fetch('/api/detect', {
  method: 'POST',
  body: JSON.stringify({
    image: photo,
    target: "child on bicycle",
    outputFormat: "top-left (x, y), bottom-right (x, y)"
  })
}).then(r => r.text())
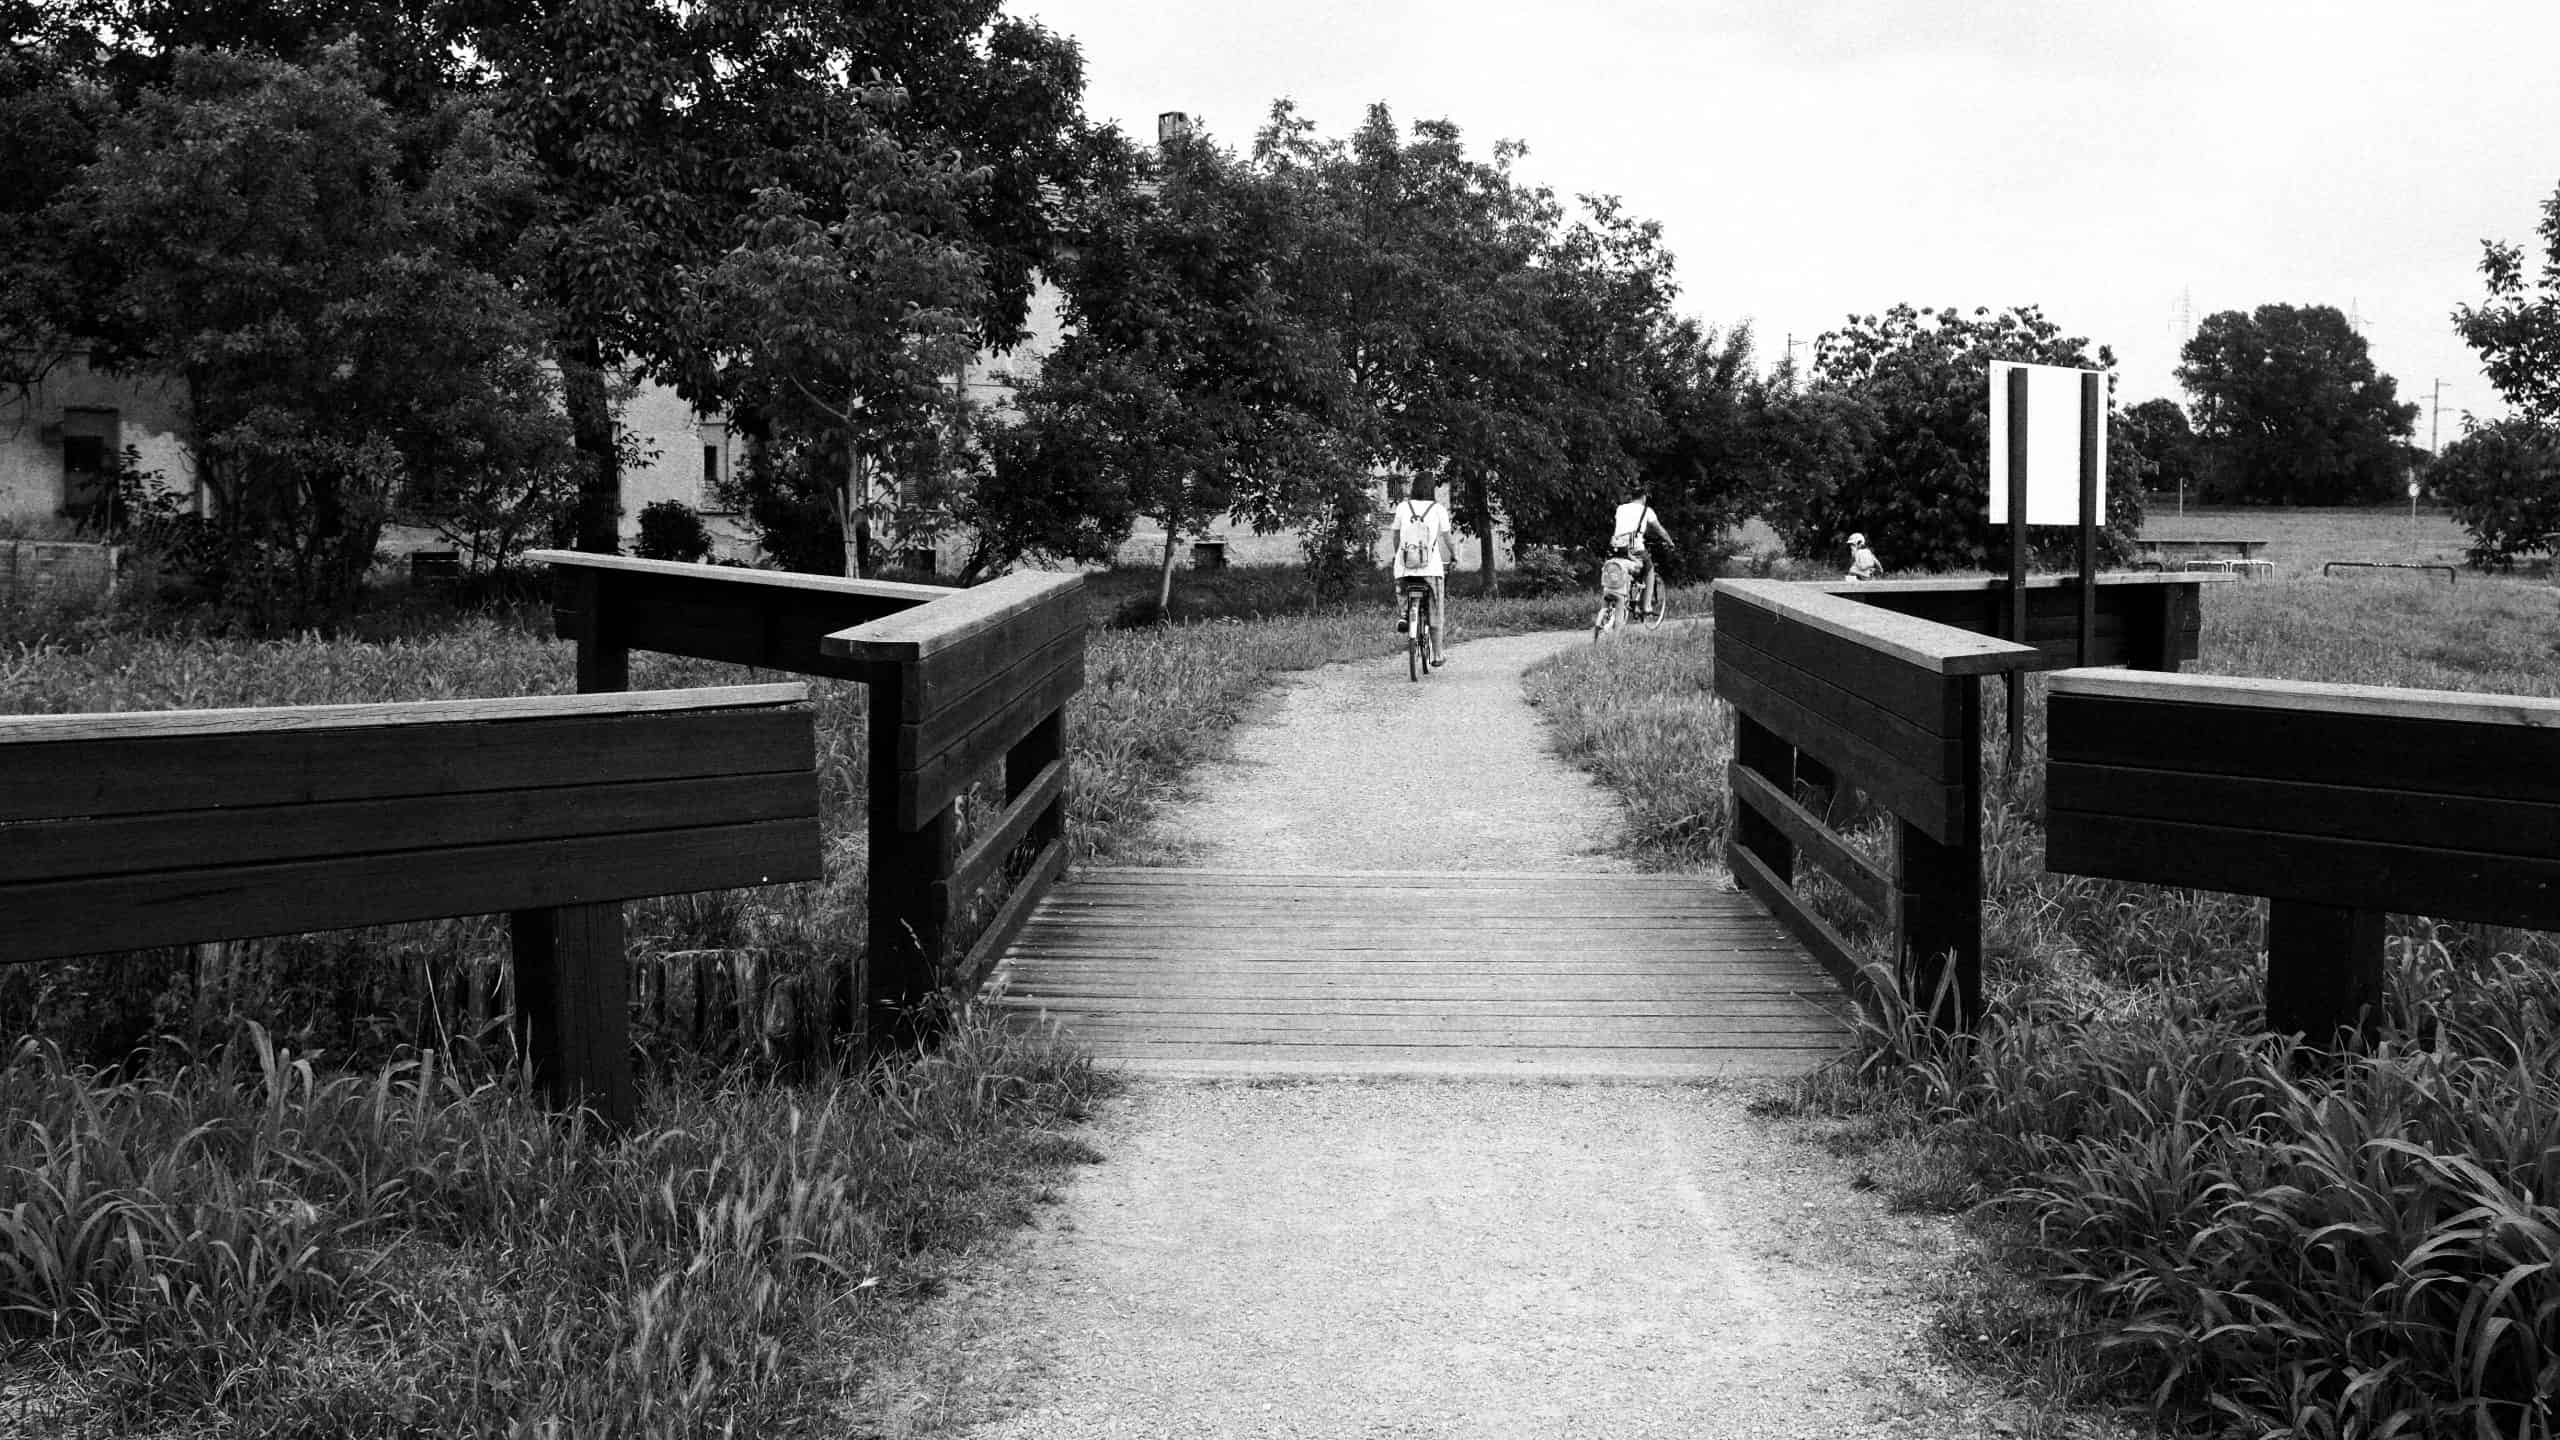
top-left (1386, 474), bottom-right (1457, 668)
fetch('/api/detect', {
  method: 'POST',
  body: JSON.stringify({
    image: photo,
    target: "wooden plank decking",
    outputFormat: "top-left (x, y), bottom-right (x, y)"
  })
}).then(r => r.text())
top-left (989, 868), bottom-right (1856, 1077)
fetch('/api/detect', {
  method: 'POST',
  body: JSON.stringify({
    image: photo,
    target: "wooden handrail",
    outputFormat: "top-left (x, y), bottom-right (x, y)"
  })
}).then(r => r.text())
top-left (2046, 667), bottom-right (2560, 1044)
top-left (0, 686), bottom-right (825, 1127)
top-left (1714, 581), bottom-right (2040, 1030)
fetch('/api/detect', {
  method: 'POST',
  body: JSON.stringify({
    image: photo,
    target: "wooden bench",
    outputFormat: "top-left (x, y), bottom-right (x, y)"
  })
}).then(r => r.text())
top-left (1715, 580), bottom-right (2042, 1029)
top-left (0, 684), bottom-right (824, 1125)
top-left (2045, 669), bottom-right (2560, 1042)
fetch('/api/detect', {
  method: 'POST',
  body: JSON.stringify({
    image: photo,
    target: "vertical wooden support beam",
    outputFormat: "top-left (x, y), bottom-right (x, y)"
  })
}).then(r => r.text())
top-left (1731, 713), bottom-right (1796, 884)
top-left (2076, 371), bottom-right (2100, 669)
top-left (1895, 678), bottom-right (1983, 1033)
top-left (865, 661), bottom-right (953, 1045)
top-left (2005, 366), bottom-right (2031, 773)
top-left (510, 903), bottom-right (634, 1129)
top-left (560, 566), bottom-right (629, 695)
top-left (2265, 900), bottom-right (2384, 1046)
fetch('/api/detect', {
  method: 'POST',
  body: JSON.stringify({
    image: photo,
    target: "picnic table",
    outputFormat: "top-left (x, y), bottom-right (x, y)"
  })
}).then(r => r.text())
top-left (2133, 536), bottom-right (2272, 576)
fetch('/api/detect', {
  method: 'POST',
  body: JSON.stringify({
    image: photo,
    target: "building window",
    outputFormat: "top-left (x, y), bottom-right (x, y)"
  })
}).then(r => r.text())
top-left (695, 416), bottom-right (730, 512)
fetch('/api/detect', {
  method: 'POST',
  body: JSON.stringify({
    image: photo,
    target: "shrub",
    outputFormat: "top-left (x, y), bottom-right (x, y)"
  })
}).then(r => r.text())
top-left (2431, 417), bottom-right (2560, 568)
top-left (633, 499), bottom-right (714, 563)
top-left (1505, 545), bottom-right (1583, 596)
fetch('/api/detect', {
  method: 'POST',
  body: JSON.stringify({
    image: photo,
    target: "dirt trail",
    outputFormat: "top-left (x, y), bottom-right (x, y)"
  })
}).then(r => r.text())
top-left (847, 628), bottom-right (2124, 1438)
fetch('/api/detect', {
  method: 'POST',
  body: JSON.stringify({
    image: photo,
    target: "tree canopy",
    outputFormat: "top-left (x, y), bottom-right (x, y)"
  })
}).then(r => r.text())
top-left (2175, 303), bottom-right (2418, 505)
top-left (2453, 180), bottom-right (2560, 426)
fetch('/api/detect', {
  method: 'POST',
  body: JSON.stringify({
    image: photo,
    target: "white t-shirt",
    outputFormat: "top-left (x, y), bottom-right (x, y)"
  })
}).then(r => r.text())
top-left (1612, 499), bottom-right (1667, 548)
top-left (1389, 499), bottom-right (1452, 579)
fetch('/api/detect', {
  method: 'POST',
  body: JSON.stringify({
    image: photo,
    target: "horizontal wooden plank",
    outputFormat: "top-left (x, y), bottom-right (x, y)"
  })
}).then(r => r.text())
top-left (902, 596), bottom-right (1088, 724)
top-left (954, 837), bottom-right (1068, 989)
top-left (2047, 692), bottom-right (2560, 803)
top-left (824, 570), bottom-right (1085, 663)
top-left (998, 993), bottom-right (1842, 1013)
top-left (992, 1014), bottom-right (1852, 1041)
top-left (897, 648), bottom-right (1084, 827)
top-left (1718, 631), bottom-right (1963, 778)
top-left (0, 772), bottom-right (816, 885)
top-left (1059, 867), bottom-right (1729, 888)
top-left (1727, 840), bottom-right (1873, 1001)
top-left (1712, 579), bottom-right (2041, 677)
top-left (4, 818), bottom-right (825, 964)
top-left (1028, 1034), bottom-right (1846, 1055)
top-left (0, 702), bottom-right (814, 823)
top-left (0, 682), bottom-right (808, 745)
top-left (1727, 762), bottom-right (1891, 917)
top-left (935, 759), bottom-right (1068, 917)
top-left (1714, 660), bottom-right (1959, 841)
top-left (532, 550), bottom-right (948, 604)
top-left (1713, 591), bottom-right (1963, 733)
top-left (2047, 761), bottom-right (2560, 861)
top-left (2049, 667), bottom-right (2560, 732)
top-left (899, 633), bottom-right (1087, 770)
top-left (2044, 811), bottom-right (2560, 931)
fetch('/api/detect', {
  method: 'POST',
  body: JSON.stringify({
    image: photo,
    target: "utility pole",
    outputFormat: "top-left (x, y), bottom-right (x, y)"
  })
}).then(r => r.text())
top-left (2429, 379), bottom-right (2447, 453)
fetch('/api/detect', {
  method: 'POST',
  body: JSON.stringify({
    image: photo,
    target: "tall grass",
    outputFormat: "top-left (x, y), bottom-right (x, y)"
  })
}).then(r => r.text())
top-left (1527, 574), bottom-right (2560, 1439)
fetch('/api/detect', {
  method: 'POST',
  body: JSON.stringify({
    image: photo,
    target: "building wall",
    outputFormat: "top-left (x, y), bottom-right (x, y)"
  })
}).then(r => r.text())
top-left (0, 357), bottom-right (195, 526)
top-left (614, 378), bottom-right (758, 556)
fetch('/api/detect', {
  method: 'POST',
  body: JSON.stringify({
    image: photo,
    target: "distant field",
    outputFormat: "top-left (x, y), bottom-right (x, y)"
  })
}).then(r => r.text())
top-left (2135, 500), bottom-right (2478, 578)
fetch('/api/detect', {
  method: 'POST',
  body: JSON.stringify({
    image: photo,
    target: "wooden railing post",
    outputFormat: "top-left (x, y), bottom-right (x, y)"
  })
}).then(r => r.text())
top-left (510, 904), bottom-right (634, 1129)
top-left (864, 661), bottom-right (954, 1044)
top-left (1731, 713), bottom-right (1796, 885)
top-left (2265, 900), bottom-right (2384, 1043)
top-left (1895, 678), bottom-right (1984, 1033)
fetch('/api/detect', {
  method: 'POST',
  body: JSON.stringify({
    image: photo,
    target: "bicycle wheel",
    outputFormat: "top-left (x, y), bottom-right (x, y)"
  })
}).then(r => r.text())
top-left (1406, 596), bottom-right (1422, 681)
top-left (1642, 577), bottom-right (1669, 626)
top-left (1592, 596), bottom-right (1617, 642)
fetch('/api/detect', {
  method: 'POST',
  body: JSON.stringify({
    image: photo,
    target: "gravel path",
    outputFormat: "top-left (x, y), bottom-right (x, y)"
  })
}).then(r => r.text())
top-left (1154, 628), bottom-right (1626, 872)
top-left (844, 628), bottom-right (2123, 1438)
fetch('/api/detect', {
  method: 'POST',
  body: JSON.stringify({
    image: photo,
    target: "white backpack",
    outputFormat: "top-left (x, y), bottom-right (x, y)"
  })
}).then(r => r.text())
top-left (1396, 502), bottom-right (1435, 569)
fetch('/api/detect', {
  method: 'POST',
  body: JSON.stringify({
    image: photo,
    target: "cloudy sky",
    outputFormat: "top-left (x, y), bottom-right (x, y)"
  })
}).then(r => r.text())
top-left (1020, 0), bottom-right (2558, 443)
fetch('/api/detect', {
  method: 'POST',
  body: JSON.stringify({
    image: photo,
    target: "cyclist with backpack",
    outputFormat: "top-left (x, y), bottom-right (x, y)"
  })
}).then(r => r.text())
top-left (1609, 492), bottom-right (1673, 617)
top-left (1386, 474), bottom-right (1457, 669)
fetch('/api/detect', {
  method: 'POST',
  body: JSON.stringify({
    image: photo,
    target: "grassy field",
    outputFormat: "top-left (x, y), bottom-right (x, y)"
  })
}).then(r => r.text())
top-left (2139, 499), bottom-right (2488, 579)
top-left (0, 559), bottom-right (1617, 1436)
top-left (1525, 546), bottom-right (2560, 1439)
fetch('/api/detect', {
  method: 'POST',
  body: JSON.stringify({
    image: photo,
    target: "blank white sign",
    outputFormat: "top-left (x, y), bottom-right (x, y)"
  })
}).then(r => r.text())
top-left (1987, 361), bottom-right (2108, 526)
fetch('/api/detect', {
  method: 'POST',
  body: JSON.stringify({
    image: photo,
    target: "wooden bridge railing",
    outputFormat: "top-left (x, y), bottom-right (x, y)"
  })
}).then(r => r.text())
top-left (531, 552), bottom-right (1085, 1041)
top-left (2045, 669), bottom-right (2560, 1043)
top-left (1817, 572), bottom-right (2222, 672)
top-left (0, 685), bottom-right (824, 1127)
top-left (1714, 580), bottom-right (2040, 1029)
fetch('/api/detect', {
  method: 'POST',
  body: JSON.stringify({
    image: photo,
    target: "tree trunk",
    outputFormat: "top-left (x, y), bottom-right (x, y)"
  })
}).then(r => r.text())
top-left (839, 448), bottom-right (864, 578)
top-left (561, 336), bottom-right (621, 554)
top-left (1470, 470), bottom-right (1500, 596)
top-left (1154, 513), bottom-right (1182, 618)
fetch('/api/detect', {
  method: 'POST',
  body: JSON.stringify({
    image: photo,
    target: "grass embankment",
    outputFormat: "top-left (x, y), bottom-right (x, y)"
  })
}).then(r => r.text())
top-left (0, 563), bottom-right (1593, 1435)
top-left (1525, 576), bottom-right (2560, 1439)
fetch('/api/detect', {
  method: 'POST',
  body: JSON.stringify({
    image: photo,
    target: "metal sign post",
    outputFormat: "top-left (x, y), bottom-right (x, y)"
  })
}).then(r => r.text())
top-left (2006, 367), bottom-right (2029, 772)
top-left (2078, 371), bottom-right (2101, 668)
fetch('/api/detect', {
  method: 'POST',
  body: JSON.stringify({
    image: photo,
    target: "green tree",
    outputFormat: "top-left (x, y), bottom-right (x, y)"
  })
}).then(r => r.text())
top-left (1009, 123), bottom-right (1351, 615)
top-left (1780, 304), bottom-right (2141, 572)
top-left (2116, 396), bottom-right (2201, 502)
top-left (74, 44), bottom-right (569, 625)
top-left (698, 90), bottom-right (990, 576)
top-left (2428, 418), bottom-right (2560, 567)
top-left (2175, 303), bottom-right (2418, 504)
top-left (2453, 180), bottom-right (2560, 425)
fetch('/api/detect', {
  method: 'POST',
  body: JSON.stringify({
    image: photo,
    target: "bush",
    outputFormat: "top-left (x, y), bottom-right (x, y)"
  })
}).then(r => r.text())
top-left (1505, 545), bottom-right (1584, 596)
top-left (2431, 417), bottom-right (2560, 568)
top-left (633, 500), bottom-right (715, 563)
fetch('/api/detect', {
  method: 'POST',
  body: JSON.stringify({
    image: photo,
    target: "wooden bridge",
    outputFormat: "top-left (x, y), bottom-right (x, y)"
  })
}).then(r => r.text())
top-left (992, 576), bottom-right (2221, 1076)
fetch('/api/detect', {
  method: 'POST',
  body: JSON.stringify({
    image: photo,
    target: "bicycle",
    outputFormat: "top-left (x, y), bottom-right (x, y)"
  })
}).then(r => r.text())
top-left (1398, 576), bottom-right (1439, 681)
top-left (1592, 552), bottom-right (1667, 640)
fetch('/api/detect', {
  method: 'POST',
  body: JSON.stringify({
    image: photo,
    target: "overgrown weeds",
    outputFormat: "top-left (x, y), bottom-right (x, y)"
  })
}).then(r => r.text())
top-left (0, 1012), bottom-right (1104, 1436)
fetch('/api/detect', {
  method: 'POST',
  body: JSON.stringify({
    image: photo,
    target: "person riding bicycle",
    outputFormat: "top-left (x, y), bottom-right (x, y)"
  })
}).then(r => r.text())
top-left (1386, 474), bottom-right (1457, 668)
top-left (1609, 493), bottom-right (1673, 608)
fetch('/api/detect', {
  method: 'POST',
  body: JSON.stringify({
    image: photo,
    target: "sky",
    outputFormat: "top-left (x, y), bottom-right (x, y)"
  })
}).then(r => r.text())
top-left (1018, 0), bottom-right (2559, 445)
